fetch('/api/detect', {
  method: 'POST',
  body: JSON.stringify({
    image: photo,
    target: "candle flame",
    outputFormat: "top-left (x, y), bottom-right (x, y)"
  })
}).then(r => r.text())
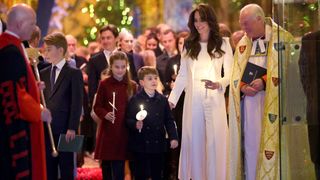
top-left (140, 104), bottom-right (144, 111)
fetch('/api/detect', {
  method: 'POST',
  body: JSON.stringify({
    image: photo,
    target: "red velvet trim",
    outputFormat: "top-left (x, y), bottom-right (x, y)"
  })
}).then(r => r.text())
top-left (0, 33), bottom-right (47, 180)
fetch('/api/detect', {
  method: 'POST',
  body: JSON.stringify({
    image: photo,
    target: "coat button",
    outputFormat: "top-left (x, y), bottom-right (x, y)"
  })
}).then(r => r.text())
top-left (146, 140), bottom-right (149, 144)
top-left (155, 140), bottom-right (159, 143)
top-left (146, 126), bottom-right (150, 130)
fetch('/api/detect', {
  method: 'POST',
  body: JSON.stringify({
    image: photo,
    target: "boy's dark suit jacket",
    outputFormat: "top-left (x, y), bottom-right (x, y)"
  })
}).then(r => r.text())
top-left (88, 51), bottom-right (108, 104)
top-left (40, 63), bottom-right (84, 135)
top-left (299, 31), bottom-right (320, 164)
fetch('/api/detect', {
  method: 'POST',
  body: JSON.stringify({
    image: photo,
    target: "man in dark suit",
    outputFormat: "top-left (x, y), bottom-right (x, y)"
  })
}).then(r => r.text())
top-left (88, 24), bottom-right (118, 104)
top-left (41, 32), bottom-right (83, 180)
top-left (299, 30), bottom-right (320, 179)
top-left (65, 34), bottom-right (91, 166)
top-left (156, 29), bottom-right (177, 95)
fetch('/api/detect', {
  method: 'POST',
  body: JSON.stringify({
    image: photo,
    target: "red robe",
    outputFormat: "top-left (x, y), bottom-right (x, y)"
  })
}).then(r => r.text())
top-left (0, 32), bottom-right (46, 180)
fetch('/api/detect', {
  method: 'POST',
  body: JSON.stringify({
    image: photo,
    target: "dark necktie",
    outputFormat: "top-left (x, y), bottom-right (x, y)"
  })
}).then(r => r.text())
top-left (50, 65), bottom-right (57, 90)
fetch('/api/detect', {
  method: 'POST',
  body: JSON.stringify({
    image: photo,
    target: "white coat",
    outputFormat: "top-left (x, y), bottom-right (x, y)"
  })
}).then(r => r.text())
top-left (168, 37), bottom-right (233, 180)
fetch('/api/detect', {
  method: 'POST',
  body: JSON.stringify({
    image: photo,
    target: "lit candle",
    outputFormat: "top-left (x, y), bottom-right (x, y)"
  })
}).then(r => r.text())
top-left (173, 64), bottom-right (178, 75)
top-left (136, 104), bottom-right (147, 133)
top-left (112, 92), bottom-right (115, 123)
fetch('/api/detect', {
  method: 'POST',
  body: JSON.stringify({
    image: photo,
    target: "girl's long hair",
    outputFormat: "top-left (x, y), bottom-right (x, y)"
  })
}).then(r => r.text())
top-left (108, 51), bottom-right (134, 98)
top-left (184, 3), bottom-right (224, 60)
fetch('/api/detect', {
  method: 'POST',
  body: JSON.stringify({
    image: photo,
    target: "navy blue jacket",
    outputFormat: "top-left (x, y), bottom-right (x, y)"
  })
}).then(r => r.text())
top-left (40, 63), bottom-right (83, 135)
top-left (126, 90), bottom-right (178, 153)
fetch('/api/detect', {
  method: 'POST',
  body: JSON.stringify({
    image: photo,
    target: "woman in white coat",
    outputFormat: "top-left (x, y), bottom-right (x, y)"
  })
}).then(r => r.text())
top-left (168, 3), bottom-right (233, 180)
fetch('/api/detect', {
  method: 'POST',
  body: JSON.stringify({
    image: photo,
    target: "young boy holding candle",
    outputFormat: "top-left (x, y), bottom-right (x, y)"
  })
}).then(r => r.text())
top-left (126, 66), bottom-right (179, 180)
top-left (93, 51), bottom-right (137, 179)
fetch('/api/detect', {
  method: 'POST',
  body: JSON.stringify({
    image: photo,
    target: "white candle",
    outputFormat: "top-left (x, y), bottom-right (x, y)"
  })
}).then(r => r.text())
top-left (137, 104), bottom-right (146, 133)
top-left (112, 92), bottom-right (115, 123)
top-left (173, 64), bottom-right (178, 75)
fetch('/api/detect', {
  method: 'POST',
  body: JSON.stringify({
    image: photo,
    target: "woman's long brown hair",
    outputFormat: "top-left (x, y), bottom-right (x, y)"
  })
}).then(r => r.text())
top-left (108, 51), bottom-right (134, 98)
top-left (184, 3), bottom-right (224, 60)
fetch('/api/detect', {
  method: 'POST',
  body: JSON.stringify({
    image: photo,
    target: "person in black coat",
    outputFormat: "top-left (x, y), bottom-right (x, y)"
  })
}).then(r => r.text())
top-left (40, 32), bottom-right (83, 180)
top-left (156, 29), bottom-right (178, 96)
top-left (126, 66), bottom-right (178, 180)
top-left (299, 30), bottom-right (320, 179)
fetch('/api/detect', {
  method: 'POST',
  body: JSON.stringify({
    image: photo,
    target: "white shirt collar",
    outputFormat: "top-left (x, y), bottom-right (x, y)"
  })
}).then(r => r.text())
top-left (103, 49), bottom-right (116, 56)
top-left (103, 49), bottom-right (117, 64)
top-left (53, 59), bottom-right (66, 70)
top-left (5, 30), bottom-right (20, 39)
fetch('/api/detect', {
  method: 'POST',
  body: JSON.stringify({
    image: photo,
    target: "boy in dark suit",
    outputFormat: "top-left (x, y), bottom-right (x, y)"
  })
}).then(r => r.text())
top-left (40, 32), bottom-right (83, 180)
top-left (126, 66), bottom-right (179, 180)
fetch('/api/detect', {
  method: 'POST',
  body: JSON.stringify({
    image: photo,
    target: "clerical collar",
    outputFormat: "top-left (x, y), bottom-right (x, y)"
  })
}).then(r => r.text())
top-left (252, 36), bottom-right (265, 41)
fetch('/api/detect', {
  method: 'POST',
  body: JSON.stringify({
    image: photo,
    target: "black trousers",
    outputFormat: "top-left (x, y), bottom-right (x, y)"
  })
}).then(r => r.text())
top-left (45, 134), bottom-right (74, 180)
top-left (134, 152), bottom-right (164, 180)
top-left (101, 160), bottom-right (125, 180)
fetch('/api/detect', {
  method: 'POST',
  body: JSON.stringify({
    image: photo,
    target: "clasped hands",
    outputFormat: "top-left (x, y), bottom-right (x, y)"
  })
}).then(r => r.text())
top-left (241, 78), bottom-right (265, 96)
